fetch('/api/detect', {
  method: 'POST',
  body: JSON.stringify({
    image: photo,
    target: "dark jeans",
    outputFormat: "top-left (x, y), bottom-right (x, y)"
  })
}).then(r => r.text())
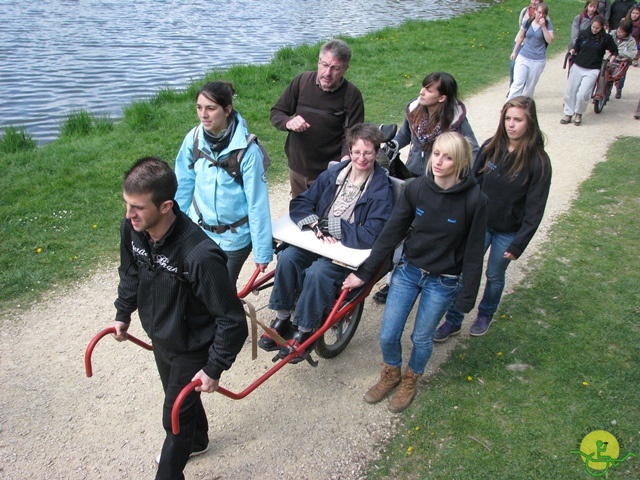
top-left (225, 242), bottom-right (252, 290)
top-left (268, 245), bottom-right (349, 330)
top-left (154, 344), bottom-right (209, 480)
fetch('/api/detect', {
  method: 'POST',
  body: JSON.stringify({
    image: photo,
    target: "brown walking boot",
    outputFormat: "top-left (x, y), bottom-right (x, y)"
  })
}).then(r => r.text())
top-left (388, 368), bottom-right (422, 413)
top-left (363, 363), bottom-right (401, 404)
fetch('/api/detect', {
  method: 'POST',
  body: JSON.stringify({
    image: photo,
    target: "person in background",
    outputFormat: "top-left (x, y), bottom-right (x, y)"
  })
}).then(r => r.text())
top-left (372, 71), bottom-right (479, 304)
top-left (570, 0), bottom-right (600, 50)
top-left (510, 0), bottom-right (543, 88)
top-left (342, 132), bottom-right (487, 413)
top-left (175, 81), bottom-right (273, 287)
top-left (609, 0), bottom-right (638, 30)
top-left (561, 15), bottom-right (618, 126)
top-left (610, 20), bottom-right (638, 98)
top-left (597, 0), bottom-right (612, 27)
top-left (259, 124), bottom-right (393, 358)
top-left (508, 2), bottom-right (555, 101)
top-left (113, 157), bottom-right (248, 480)
top-left (436, 97), bottom-right (551, 341)
top-left (270, 39), bottom-right (365, 198)
top-left (625, 6), bottom-right (640, 65)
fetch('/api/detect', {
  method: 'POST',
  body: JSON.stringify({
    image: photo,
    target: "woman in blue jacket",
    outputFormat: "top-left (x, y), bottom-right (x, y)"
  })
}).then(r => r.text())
top-left (175, 82), bottom-right (273, 287)
top-left (259, 124), bottom-right (393, 357)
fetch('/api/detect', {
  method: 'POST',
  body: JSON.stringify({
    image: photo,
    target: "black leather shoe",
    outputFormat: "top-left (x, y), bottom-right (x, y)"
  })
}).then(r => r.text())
top-left (373, 284), bottom-right (389, 304)
top-left (258, 317), bottom-right (292, 352)
top-left (277, 329), bottom-right (313, 362)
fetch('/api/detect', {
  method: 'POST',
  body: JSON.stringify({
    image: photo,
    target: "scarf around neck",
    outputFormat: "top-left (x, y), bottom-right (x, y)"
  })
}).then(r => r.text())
top-left (202, 113), bottom-right (237, 154)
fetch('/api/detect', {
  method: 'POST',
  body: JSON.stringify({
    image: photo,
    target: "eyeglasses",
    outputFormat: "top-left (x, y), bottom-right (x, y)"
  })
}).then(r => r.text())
top-left (350, 150), bottom-right (376, 159)
top-left (318, 60), bottom-right (345, 73)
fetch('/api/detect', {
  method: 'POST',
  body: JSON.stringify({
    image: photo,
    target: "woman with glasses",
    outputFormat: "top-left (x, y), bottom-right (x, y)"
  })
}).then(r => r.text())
top-left (258, 124), bottom-right (393, 358)
top-left (342, 132), bottom-right (487, 413)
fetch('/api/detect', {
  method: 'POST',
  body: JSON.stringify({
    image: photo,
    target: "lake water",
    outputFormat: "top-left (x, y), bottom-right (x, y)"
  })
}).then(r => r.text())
top-left (0, 0), bottom-right (490, 144)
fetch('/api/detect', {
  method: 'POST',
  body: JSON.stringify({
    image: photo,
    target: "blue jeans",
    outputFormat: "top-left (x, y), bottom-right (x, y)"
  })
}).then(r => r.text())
top-left (446, 228), bottom-right (516, 328)
top-left (268, 245), bottom-right (348, 331)
top-left (379, 257), bottom-right (459, 374)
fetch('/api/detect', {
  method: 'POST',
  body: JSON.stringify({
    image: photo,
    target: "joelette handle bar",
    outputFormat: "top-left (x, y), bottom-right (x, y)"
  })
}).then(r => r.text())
top-left (84, 327), bottom-right (153, 377)
top-left (170, 380), bottom-right (240, 435)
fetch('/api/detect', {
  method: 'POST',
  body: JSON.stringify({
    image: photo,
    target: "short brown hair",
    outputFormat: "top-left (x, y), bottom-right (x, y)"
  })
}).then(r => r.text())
top-left (123, 157), bottom-right (177, 207)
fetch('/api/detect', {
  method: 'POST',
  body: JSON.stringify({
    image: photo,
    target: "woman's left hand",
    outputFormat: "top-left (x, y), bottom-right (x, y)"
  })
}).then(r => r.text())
top-left (318, 233), bottom-right (337, 244)
top-left (503, 252), bottom-right (517, 261)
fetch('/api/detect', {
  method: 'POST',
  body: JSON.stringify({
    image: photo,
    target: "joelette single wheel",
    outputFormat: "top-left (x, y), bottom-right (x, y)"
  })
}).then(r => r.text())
top-left (315, 300), bottom-right (364, 358)
top-left (593, 61), bottom-right (609, 114)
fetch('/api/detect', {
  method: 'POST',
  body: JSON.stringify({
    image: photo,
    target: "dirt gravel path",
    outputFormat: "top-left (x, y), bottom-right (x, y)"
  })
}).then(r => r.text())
top-left (1, 53), bottom-right (638, 480)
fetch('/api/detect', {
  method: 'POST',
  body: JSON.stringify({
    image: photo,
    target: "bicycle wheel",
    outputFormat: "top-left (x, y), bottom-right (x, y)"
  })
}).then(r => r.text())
top-left (315, 300), bottom-right (364, 358)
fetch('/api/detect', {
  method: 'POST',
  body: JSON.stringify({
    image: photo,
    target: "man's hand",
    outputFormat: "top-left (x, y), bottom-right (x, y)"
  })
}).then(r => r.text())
top-left (111, 321), bottom-right (129, 341)
top-left (286, 115), bottom-right (310, 132)
top-left (192, 370), bottom-right (219, 393)
top-left (342, 273), bottom-right (365, 290)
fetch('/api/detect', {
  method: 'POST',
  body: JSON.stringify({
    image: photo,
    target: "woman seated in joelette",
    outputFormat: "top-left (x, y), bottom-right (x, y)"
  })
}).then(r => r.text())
top-left (259, 123), bottom-right (394, 359)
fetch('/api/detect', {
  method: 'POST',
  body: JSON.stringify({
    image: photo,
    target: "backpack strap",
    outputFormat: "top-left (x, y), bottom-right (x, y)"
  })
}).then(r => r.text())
top-left (191, 195), bottom-right (249, 235)
top-left (189, 126), bottom-right (254, 185)
top-left (189, 128), bottom-right (203, 170)
top-left (523, 16), bottom-right (549, 48)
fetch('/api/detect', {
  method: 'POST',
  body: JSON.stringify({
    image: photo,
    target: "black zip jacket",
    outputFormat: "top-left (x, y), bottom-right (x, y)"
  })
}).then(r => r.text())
top-left (114, 206), bottom-right (248, 380)
top-left (474, 139), bottom-right (552, 259)
top-left (572, 28), bottom-right (619, 69)
top-left (355, 173), bottom-right (487, 313)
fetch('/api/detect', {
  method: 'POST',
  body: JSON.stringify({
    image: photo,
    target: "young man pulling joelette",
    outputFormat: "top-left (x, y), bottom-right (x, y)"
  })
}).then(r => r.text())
top-left (112, 157), bottom-right (247, 480)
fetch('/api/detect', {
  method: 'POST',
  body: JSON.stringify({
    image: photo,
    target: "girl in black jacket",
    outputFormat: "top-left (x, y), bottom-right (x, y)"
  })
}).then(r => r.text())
top-left (343, 131), bottom-right (487, 413)
top-left (562, 15), bottom-right (618, 125)
top-left (438, 96), bottom-right (552, 341)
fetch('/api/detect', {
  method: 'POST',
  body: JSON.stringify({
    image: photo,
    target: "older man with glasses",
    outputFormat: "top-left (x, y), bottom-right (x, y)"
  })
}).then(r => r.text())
top-left (270, 39), bottom-right (365, 198)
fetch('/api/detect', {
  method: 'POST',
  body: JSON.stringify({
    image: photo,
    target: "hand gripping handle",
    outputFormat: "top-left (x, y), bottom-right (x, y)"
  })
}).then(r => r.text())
top-left (171, 380), bottom-right (235, 433)
top-left (84, 326), bottom-right (152, 377)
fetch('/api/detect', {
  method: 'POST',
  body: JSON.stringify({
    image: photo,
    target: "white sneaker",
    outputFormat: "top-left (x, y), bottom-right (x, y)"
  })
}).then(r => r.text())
top-left (155, 442), bottom-right (210, 464)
